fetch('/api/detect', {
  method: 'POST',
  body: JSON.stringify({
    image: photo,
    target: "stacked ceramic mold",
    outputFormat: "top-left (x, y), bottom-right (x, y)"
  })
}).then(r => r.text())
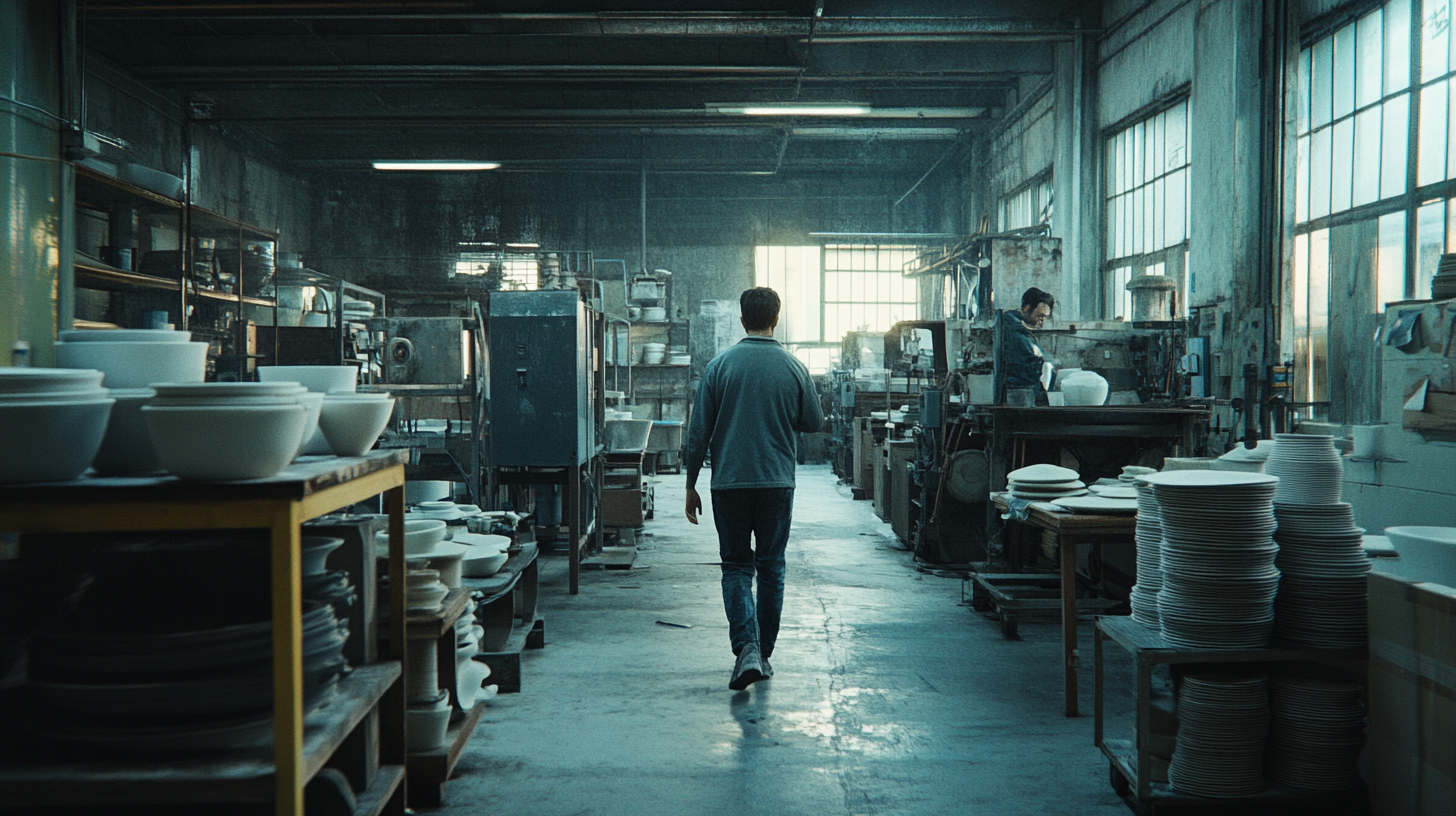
top-left (1167, 672), bottom-right (1271, 797)
top-left (1129, 479), bottom-right (1164, 629)
top-left (1265, 669), bottom-right (1367, 791)
top-left (1266, 434), bottom-right (1370, 649)
top-left (1142, 471), bottom-right (1282, 649)
top-left (1005, 464), bottom-right (1086, 500)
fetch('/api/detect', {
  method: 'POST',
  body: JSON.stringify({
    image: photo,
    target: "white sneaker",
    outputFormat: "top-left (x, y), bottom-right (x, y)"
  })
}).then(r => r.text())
top-left (728, 645), bottom-right (766, 690)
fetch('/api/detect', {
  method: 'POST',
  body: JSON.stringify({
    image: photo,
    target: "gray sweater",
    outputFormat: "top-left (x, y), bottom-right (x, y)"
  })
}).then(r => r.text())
top-left (685, 336), bottom-right (824, 490)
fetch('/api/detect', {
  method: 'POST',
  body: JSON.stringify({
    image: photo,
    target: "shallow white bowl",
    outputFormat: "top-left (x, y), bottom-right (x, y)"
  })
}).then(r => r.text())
top-left (143, 404), bottom-right (306, 481)
top-left (55, 341), bottom-right (207, 388)
top-left (0, 398), bottom-right (115, 484)
top-left (59, 329), bottom-right (190, 343)
top-left (258, 365), bottom-right (358, 394)
top-left (1385, 527), bottom-right (1456, 588)
top-left (318, 395), bottom-right (395, 457)
top-left (373, 519), bottom-right (448, 555)
top-left (461, 549), bottom-right (509, 578)
top-left (91, 388), bottom-right (163, 476)
top-left (0, 368), bottom-right (104, 394)
top-left (0, 388), bottom-right (110, 404)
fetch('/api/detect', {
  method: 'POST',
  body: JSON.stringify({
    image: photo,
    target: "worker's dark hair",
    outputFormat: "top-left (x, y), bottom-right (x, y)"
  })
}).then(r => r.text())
top-left (1021, 287), bottom-right (1056, 312)
top-left (740, 287), bottom-right (781, 331)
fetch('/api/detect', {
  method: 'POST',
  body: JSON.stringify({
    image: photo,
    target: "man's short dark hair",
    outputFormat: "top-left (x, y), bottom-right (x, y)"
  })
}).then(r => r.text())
top-left (1021, 287), bottom-right (1056, 312)
top-left (740, 287), bottom-right (781, 331)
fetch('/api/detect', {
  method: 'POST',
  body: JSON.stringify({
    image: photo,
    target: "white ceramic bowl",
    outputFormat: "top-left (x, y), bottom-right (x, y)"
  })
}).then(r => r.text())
top-left (293, 391), bottom-right (325, 459)
top-left (258, 365), bottom-right (358, 394)
top-left (1384, 527), bottom-right (1456, 587)
top-left (317, 395), bottom-right (395, 457)
top-left (0, 398), bottom-right (115, 484)
top-left (461, 549), bottom-right (509, 578)
top-left (0, 368), bottom-right (104, 394)
top-left (406, 697), bottom-right (452, 752)
top-left (454, 532), bottom-right (509, 552)
top-left (91, 388), bottom-right (163, 476)
top-left (59, 329), bottom-right (190, 343)
top-left (55, 341), bottom-right (208, 388)
top-left (143, 404), bottom-right (306, 481)
top-left (0, 388), bottom-right (109, 404)
top-left (149, 395), bottom-right (302, 407)
top-left (373, 518), bottom-right (448, 555)
top-left (152, 382), bottom-right (304, 399)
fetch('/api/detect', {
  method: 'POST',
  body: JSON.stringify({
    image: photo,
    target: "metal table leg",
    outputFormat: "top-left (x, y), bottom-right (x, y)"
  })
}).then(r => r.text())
top-left (1061, 533), bottom-right (1079, 717)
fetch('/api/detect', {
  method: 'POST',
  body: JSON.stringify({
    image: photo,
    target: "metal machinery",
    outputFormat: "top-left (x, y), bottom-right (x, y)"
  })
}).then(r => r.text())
top-left (488, 289), bottom-right (602, 594)
top-left (366, 307), bottom-right (488, 505)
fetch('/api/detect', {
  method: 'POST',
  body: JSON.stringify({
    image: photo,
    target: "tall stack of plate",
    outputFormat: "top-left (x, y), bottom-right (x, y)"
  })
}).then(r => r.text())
top-left (1006, 463), bottom-right (1086, 501)
top-left (1273, 503), bottom-right (1370, 648)
top-left (1142, 471), bottom-right (1281, 649)
top-left (1167, 672), bottom-right (1270, 797)
top-left (1129, 480), bottom-right (1163, 629)
top-left (1266, 671), bottom-right (1366, 791)
top-left (1265, 435), bottom-right (1343, 505)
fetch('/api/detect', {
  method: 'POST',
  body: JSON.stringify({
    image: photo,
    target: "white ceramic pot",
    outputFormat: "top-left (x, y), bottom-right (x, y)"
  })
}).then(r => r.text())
top-left (143, 404), bottom-right (306, 481)
top-left (642, 307), bottom-right (667, 322)
top-left (59, 329), bottom-right (190, 343)
top-left (373, 518), bottom-right (448, 556)
top-left (457, 660), bottom-right (491, 708)
top-left (405, 642), bottom-right (440, 702)
top-left (406, 481), bottom-right (451, 504)
top-left (317, 395), bottom-right (396, 457)
top-left (461, 549), bottom-right (509, 578)
top-left (55, 341), bottom-right (208, 388)
top-left (1060, 371), bottom-right (1109, 406)
top-left (0, 398), bottom-right (115, 484)
top-left (406, 696), bottom-right (452, 752)
top-left (91, 388), bottom-right (163, 476)
top-left (1384, 527), bottom-right (1456, 587)
top-left (257, 365), bottom-right (358, 394)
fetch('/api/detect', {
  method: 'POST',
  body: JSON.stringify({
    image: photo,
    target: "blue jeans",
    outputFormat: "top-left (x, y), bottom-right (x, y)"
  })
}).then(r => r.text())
top-left (711, 488), bottom-right (794, 659)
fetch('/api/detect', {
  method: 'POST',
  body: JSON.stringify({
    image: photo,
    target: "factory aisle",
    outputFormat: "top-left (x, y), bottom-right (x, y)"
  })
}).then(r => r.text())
top-left (443, 465), bottom-right (1128, 816)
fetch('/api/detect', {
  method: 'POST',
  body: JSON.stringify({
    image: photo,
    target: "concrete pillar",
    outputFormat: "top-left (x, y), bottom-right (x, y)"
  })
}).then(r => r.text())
top-left (0, 1), bottom-right (67, 366)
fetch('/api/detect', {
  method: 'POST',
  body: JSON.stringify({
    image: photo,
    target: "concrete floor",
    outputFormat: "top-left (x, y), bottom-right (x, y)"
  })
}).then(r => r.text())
top-left (442, 465), bottom-right (1132, 815)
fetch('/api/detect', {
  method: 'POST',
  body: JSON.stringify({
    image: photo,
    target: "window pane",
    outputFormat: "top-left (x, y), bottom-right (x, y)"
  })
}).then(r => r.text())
top-left (1310, 126), bottom-right (1333, 219)
top-left (1165, 168), bottom-right (1186, 244)
top-left (1356, 11), bottom-right (1384, 109)
top-left (1309, 229), bottom-right (1330, 402)
top-left (1382, 94), bottom-right (1411, 198)
top-left (1424, 0), bottom-right (1451, 83)
top-left (1378, 211), bottom-right (1408, 307)
top-left (1419, 199), bottom-right (1445, 298)
top-left (1333, 23), bottom-right (1357, 119)
top-left (1331, 117), bottom-right (1355, 213)
top-left (1312, 36), bottom-right (1334, 128)
top-left (1152, 176), bottom-right (1165, 247)
top-left (1292, 232), bottom-right (1310, 402)
top-left (1296, 134), bottom-right (1311, 222)
top-left (1299, 49), bottom-right (1312, 134)
top-left (1419, 80), bottom-right (1449, 187)
top-left (1387, 0), bottom-right (1412, 94)
top-left (1132, 186), bottom-right (1144, 256)
top-left (1353, 107), bottom-right (1382, 206)
top-left (1166, 102), bottom-right (1188, 170)
top-left (1449, 79), bottom-right (1456, 181)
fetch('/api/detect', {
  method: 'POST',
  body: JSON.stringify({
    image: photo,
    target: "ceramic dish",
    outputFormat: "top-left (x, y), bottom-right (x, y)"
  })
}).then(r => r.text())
top-left (0, 368), bottom-right (104, 394)
top-left (257, 365), bottom-right (358, 394)
top-left (318, 394), bottom-right (395, 456)
top-left (55, 341), bottom-right (208, 388)
top-left (143, 403), bottom-right (306, 481)
top-left (0, 398), bottom-right (116, 484)
top-left (59, 329), bottom-right (191, 343)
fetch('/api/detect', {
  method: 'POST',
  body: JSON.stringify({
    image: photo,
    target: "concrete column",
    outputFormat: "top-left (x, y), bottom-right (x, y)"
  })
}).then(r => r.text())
top-left (0, 1), bottom-right (66, 366)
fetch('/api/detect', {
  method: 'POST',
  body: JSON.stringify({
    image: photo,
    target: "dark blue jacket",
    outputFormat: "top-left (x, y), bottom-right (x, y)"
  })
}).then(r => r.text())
top-left (994, 309), bottom-right (1046, 403)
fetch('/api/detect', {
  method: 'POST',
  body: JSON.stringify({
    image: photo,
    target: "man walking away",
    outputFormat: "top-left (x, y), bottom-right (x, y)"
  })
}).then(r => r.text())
top-left (684, 287), bottom-right (824, 690)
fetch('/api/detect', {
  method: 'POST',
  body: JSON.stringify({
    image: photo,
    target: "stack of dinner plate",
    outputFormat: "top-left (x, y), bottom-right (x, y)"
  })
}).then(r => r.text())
top-left (1129, 480), bottom-right (1163, 629)
top-left (1142, 471), bottom-right (1281, 649)
top-left (1265, 434), bottom-right (1343, 505)
top-left (1168, 672), bottom-right (1270, 797)
top-left (1272, 503), bottom-right (1370, 649)
top-left (1006, 463), bottom-right (1086, 500)
top-left (1265, 671), bottom-right (1366, 791)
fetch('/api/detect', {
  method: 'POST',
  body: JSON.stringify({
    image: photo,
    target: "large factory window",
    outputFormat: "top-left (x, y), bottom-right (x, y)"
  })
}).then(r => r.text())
top-left (451, 252), bottom-right (539, 289)
top-left (1102, 99), bottom-right (1191, 321)
top-left (1000, 174), bottom-right (1053, 232)
top-left (754, 244), bottom-right (920, 374)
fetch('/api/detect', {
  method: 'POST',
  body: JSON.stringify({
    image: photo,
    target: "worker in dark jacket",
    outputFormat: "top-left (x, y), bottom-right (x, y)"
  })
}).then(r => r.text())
top-left (994, 287), bottom-right (1056, 407)
top-left (684, 287), bottom-right (824, 690)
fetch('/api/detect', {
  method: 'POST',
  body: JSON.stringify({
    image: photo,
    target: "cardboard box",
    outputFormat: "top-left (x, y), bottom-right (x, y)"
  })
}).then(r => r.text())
top-left (1368, 571), bottom-right (1456, 815)
top-left (602, 487), bottom-right (645, 529)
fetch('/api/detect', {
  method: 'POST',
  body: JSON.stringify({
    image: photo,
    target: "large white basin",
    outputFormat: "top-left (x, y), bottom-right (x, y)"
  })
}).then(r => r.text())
top-left (55, 341), bottom-right (207, 388)
top-left (1384, 527), bottom-right (1456, 587)
top-left (258, 365), bottom-right (358, 394)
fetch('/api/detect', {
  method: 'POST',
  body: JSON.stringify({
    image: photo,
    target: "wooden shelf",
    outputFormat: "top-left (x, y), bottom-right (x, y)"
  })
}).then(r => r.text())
top-left (0, 663), bottom-right (400, 807)
top-left (352, 764), bottom-right (405, 816)
top-left (190, 204), bottom-right (279, 240)
top-left (74, 261), bottom-right (181, 293)
top-left (75, 164), bottom-right (183, 210)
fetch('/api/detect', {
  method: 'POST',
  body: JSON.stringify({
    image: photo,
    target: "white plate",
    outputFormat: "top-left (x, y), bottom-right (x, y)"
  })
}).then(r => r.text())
top-left (1005, 463), bottom-right (1080, 484)
top-left (1051, 496), bottom-right (1139, 515)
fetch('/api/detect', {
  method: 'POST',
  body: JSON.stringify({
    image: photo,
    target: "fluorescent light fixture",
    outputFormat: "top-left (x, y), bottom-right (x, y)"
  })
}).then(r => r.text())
top-left (708, 103), bottom-right (869, 116)
top-left (371, 160), bottom-right (500, 171)
top-left (505, 242), bottom-right (540, 248)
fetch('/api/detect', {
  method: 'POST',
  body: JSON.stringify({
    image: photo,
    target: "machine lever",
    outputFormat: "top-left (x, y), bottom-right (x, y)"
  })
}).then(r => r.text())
top-left (516, 367), bottom-right (528, 388)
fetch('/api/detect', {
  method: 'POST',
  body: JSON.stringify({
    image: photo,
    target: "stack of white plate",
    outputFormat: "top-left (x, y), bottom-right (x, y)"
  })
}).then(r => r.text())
top-left (1168, 672), bottom-right (1269, 797)
top-left (1273, 503), bottom-right (1370, 648)
top-left (1265, 671), bottom-right (1366, 791)
top-left (0, 368), bottom-right (115, 484)
top-left (1143, 471), bottom-right (1281, 649)
top-left (1006, 463), bottom-right (1086, 500)
top-left (641, 342), bottom-right (667, 364)
top-left (1266, 434), bottom-right (1343, 505)
top-left (1129, 480), bottom-right (1163, 629)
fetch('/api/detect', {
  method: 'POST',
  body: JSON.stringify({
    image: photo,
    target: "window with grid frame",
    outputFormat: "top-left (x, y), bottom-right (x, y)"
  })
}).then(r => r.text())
top-left (1102, 99), bottom-right (1191, 321)
top-left (753, 244), bottom-right (921, 374)
top-left (1000, 174), bottom-right (1055, 232)
top-left (451, 252), bottom-right (539, 289)
top-left (1290, 0), bottom-right (1456, 408)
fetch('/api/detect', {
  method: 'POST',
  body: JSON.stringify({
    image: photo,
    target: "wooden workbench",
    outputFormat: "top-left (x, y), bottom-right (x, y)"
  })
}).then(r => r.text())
top-left (990, 492), bottom-right (1136, 718)
top-left (0, 451), bottom-right (410, 816)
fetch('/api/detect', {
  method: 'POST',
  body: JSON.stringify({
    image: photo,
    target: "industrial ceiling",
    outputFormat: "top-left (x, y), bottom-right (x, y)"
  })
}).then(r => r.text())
top-left (80, 1), bottom-right (1100, 176)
